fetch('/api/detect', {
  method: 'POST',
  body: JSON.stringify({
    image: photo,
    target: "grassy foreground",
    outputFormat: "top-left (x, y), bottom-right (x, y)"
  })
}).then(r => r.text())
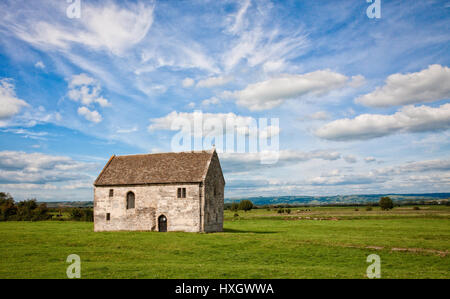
top-left (0, 206), bottom-right (449, 279)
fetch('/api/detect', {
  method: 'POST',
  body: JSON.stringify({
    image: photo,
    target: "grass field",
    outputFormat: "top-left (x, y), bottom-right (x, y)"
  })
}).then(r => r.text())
top-left (0, 206), bottom-right (449, 279)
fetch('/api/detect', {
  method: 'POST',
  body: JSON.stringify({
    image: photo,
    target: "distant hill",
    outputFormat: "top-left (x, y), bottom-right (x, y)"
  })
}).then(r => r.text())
top-left (39, 193), bottom-right (449, 208)
top-left (40, 201), bottom-right (94, 208)
top-left (225, 193), bottom-right (450, 206)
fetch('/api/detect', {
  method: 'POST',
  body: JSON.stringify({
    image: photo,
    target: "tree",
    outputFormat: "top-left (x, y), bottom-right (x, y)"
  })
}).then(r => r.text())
top-left (0, 192), bottom-right (17, 221)
top-left (238, 200), bottom-right (254, 212)
top-left (32, 203), bottom-right (51, 221)
top-left (230, 202), bottom-right (239, 212)
top-left (379, 197), bottom-right (394, 210)
top-left (81, 208), bottom-right (94, 222)
top-left (17, 199), bottom-right (38, 220)
top-left (70, 208), bottom-right (83, 221)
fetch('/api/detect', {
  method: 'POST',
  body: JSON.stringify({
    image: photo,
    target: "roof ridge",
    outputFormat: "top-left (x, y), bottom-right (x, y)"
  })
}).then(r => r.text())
top-left (115, 149), bottom-right (215, 158)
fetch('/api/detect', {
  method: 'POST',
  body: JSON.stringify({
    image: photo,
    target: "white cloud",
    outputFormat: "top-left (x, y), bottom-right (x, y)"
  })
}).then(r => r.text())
top-left (298, 111), bottom-right (330, 121)
top-left (226, 0), bottom-right (251, 35)
top-left (34, 61), bottom-right (45, 69)
top-left (315, 103), bottom-right (450, 141)
top-left (343, 155), bottom-right (358, 163)
top-left (377, 159), bottom-right (450, 175)
top-left (68, 73), bottom-right (110, 107)
top-left (94, 97), bottom-right (110, 108)
top-left (364, 157), bottom-right (376, 163)
top-left (69, 73), bottom-right (96, 88)
top-left (220, 150), bottom-right (341, 173)
top-left (263, 59), bottom-right (286, 73)
top-left (182, 78), bottom-right (195, 88)
top-left (137, 83), bottom-right (167, 96)
top-left (356, 65), bottom-right (450, 107)
top-left (0, 79), bottom-right (29, 120)
top-left (116, 126), bottom-right (138, 134)
top-left (7, 2), bottom-right (154, 55)
top-left (226, 70), bottom-right (350, 111)
top-left (0, 128), bottom-right (48, 140)
top-left (148, 111), bottom-right (281, 138)
top-left (308, 173), bottom-right (383, 186)
top-left (77, 106), bottom-right (102, 123)
top-left (60, 181), bottom-right (93, 190)
top-left (137, 42), bottom-right (219, 74)
top-left (349, 75), bottom-right (366, 88)
top-left (0, 151), bottom-right (96, 184)
top-left (202, 97), bottom-right (220, 106)
top-left (222, 19), bottom-right (308, 71)
top-left (197, 76), bottom-right (233, 88)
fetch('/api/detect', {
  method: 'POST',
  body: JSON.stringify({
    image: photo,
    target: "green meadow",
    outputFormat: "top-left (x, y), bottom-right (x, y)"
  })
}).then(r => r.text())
top-left (0, 206), bottom-right (449, 279)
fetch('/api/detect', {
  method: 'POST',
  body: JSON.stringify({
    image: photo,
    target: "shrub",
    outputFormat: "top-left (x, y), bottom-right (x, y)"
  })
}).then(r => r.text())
top-left (70, 208), bottom-right (83, 221)
top-left (366, 206), bottom-right (373, 211)
top-left (354, 208), bottom-right (359, 211)
top-left (16, 199), bottom-right (38, 221)
top-left (230, 202), bottom-right (239, 212)
top-left (277, 208), bottom-right (284, 214)
top-left (0, 195), bottom-right (52, 221)
top-left (0, 192), bottom-right (17, 221)
top-left (32, 203), bottom-right (52, 221)
top-left (233, 213), bottom-right (239, 218)
top-left (379, 197), bottom-right (394, 210)
top-left (81, 208), bottom-right (94, 222)
top-left (238, 200), bottom-right (254, 212)
top-left (286, 208), bottom-right (291, 214)
top-left (413, 206), bottom-right (420, 210)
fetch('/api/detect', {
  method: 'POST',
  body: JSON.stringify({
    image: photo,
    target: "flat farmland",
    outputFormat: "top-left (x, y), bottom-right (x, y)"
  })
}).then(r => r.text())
top-left (0, 206), bottom-right (448, 279)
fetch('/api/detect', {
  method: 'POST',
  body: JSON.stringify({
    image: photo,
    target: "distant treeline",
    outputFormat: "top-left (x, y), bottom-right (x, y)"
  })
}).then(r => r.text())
top-left (226, 193), bottom-right (450, 206)
top-left (0, 192), bottom-right (93, 222)
top-left (225, 199), bottom-right (450, 209)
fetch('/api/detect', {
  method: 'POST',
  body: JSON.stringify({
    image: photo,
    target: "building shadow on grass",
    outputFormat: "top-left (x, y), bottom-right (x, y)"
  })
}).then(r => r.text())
top-left (222, 228), bottom-right (277, 234)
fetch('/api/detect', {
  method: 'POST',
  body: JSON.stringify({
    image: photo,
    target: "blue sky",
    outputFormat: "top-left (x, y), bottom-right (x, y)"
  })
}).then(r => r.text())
top-left (0, 0), bottom-right (449, 201)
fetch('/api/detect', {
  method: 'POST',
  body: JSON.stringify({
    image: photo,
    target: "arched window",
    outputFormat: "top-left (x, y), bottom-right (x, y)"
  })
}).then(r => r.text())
top-left (126, 192), bottom-right (135, 209)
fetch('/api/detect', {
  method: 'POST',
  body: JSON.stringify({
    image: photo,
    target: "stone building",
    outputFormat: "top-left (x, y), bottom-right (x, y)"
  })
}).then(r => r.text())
top-left (93, 149), bottom-right (225, 232)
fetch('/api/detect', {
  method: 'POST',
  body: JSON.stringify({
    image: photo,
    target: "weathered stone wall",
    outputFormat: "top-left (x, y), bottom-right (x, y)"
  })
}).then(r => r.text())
top-left (203, 152), bottom-right (225, 232)
top-left (94, 183), bottom-right (201, 232)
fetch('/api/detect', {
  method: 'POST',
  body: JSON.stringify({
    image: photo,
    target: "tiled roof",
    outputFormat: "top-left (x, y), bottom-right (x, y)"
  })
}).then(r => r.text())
top-left (94, 150), bottom-right (215, 186)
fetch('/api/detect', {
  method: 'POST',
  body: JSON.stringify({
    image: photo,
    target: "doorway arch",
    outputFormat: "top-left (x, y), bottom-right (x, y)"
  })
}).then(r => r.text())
top-left (158, 215), bottom-right (167, 232)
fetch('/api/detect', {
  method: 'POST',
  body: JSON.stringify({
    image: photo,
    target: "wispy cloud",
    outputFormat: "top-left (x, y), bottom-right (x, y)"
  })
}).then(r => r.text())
top-left (2, 1), bottom-right (155, 55)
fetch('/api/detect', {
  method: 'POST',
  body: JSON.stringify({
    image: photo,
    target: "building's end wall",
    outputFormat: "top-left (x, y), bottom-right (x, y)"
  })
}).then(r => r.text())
top-left (203, 152), bottom-right (225, 232)
top-left (94, 184), bottom-right (201, 232)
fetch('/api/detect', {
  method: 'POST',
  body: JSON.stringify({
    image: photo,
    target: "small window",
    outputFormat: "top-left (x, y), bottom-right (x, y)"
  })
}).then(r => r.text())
top-left (106, 213), bottom-right (110, 221)
top-left (214, 187), bottom-right (217, 196)
top-left (177, 188), bottom-right (186, 198)
top-left (126, 192), bottom-right (135, 209)
top-left (109, 189), bottom-right (114, 197)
